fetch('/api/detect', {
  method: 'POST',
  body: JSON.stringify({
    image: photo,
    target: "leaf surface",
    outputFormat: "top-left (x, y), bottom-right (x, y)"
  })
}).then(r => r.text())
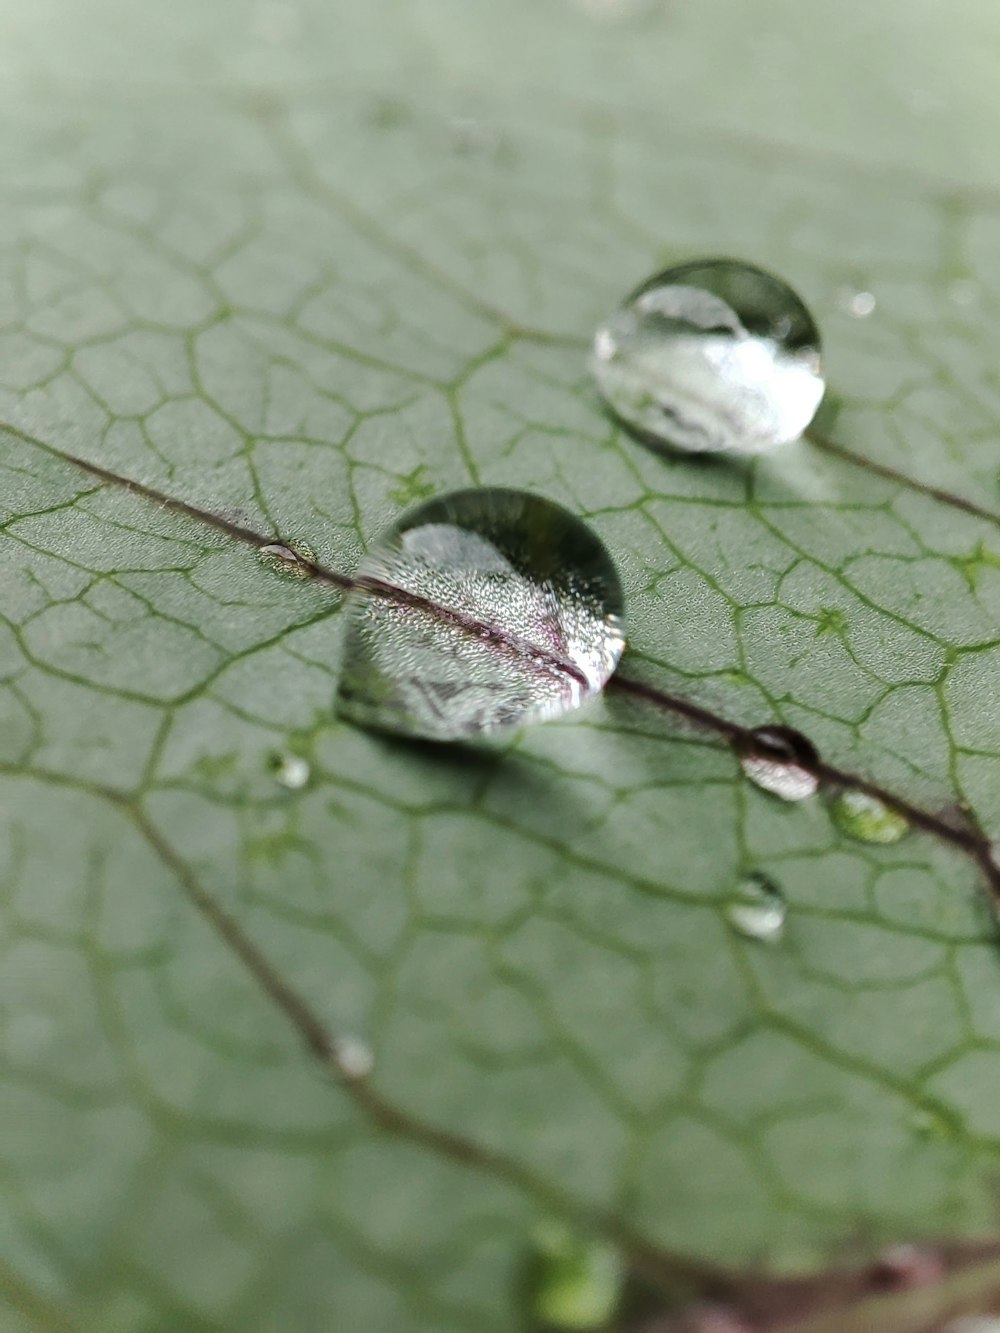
top-left (3, 2), bottom-right (1000, 1328)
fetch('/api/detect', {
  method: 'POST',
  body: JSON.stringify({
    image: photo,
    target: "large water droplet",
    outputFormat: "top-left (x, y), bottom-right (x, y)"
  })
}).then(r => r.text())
top-left (831, 788), bottom-right (908, 844)
top-left (336, 489), bottom-right (626, 742)
top-left (725, 872), bottom-right (787, 943)
top-left (738, 725), bottom-right (820, 802)
top-left (528, 1220), bottom-right (622, 1330)
top-left (592, 259), bottom-right (824, 455)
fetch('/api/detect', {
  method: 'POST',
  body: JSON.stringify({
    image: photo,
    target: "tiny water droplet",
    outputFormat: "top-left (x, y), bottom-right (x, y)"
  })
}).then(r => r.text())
top-left (334, 1035), bottom-right (374, 1080)
top-left (831, 788), bottom-right (908, 844)
top-left (873, 1243), bottom-right (945, 1290)
top-left (725, 872), bottom-right (787, 943)
top-left (336, 488), bottom-right (626, 742)
top-left (738, 725), bottom-right (820, 802)
top-left (258, 540), bottom-right (316, 579)
top-left (529, 1220), bottom-right (622, 1330)
top-left (270, 752), bottom-right (310, 790)
top-left (836, 286), bottom-right (876, 319)
top-left (591, 258), bottom-right (824, 455)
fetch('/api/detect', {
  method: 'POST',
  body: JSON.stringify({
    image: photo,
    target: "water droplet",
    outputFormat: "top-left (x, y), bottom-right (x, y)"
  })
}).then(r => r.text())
top-left (738, 725), bottom-right (820, 802)
top-left (725, 872), bottom-right (787, 943)
top-left (336, 488), bottom-right (626, 742)
top-left (591, 258), bottom-right (824, 455)
top-left (270, 752), bottom-right (310, 790)
top-left (831, 788), bottom-right (908, 844)
top-left (258, 540), bottom-right (316, 579)
top-left (836, 286), bottom-right (876, 319)
top-left (334, 1035), bottom-right (374, 1080)
top-left (529, 1220), bottom-right (622, 1330)
top-left (873, 1243), bottom-right (945, 1290)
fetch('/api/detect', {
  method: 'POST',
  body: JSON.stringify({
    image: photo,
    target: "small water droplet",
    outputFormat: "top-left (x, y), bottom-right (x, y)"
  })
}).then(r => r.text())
top-left (336, 488), bottom-right (626, 742)
top-left (831, 788), bottom-right (908, 844)
top-left (334, 1035), bottom-right (374, 1080)
top-left (836, 286), bottom-right (876, 319)
top-left (873, 1243), bottom-right (945, 1290)
top-left (270, 752), bottom-right (310, 790)
top-left (725, 872), bottom-right (787, 943)
top-left (529, 1220), bottom-right (622, 1330)
top-left (591, 259), bottom-right (824, 455)
top-left (738, 725), bottom-right (820, 802)
top-left (258, 540), bottom-right (316, 579)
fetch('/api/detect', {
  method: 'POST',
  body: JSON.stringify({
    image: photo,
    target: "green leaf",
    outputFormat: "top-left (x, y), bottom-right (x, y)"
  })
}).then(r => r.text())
top-left (3, 1), bottom-right (1000, 1329)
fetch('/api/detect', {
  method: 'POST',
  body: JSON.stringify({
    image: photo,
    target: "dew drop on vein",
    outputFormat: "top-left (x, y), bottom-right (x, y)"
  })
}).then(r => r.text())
top-left (831, 787), bottom-right (908, 844)
top-left (724, 872), bottom-right (787, 943)
top-left (738, 725), bottom-right (820, 802)
top-left (591, 258), bottom-right (825, 455)
top-left (258, 539), bottom-right (316, 579)
top-left (335, 488), bottom-right (626, 742)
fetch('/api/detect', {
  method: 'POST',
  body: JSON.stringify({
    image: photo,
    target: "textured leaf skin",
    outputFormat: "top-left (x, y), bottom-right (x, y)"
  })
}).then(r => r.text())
top-left (3, 1), bottom-right (1000, 1329)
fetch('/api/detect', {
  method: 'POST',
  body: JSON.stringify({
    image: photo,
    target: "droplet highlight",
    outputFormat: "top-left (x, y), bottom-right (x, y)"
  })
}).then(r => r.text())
top-left (725, 873), bottom-right (787, 943)
top-left (270, 752), bottom-right (310, 790)
top-left (831, 788), bottom-right (908, 844)
top-left (739, 725), bottom-right (820, 802)
top-left (591, 258), bottom-right (824, 455)
top-left (528, 1220), bottom-right (622, 1330)
top-left (336, 489), bottom-right (626, 742)
top-left (258, 539), bottom-right (316, 579)
top-left (836, 286), bottom-right (876, 319)
top-left (334, 1035), bottom-right (375, 1080)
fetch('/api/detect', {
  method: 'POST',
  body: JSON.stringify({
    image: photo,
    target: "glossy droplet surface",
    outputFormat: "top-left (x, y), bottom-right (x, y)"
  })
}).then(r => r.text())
top-left (529, 1220), bottom-right (622, 1330)
top-left (725, 872), bottom-right (787, 943)
top-left (271, 752), bottom-right (310, 790)
top-left (592, 258), bottom-right (824, 454)
top-left (258, 539), bottom-right (316, 579)
top-left (831, 788), bottom-right (908, 844)
top-left (336, 489), bottom-right (626, 742)
top-left (739, 725), bottom-right (820, 802)
top-left (334, 1035), bottom-right (374, 1080)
